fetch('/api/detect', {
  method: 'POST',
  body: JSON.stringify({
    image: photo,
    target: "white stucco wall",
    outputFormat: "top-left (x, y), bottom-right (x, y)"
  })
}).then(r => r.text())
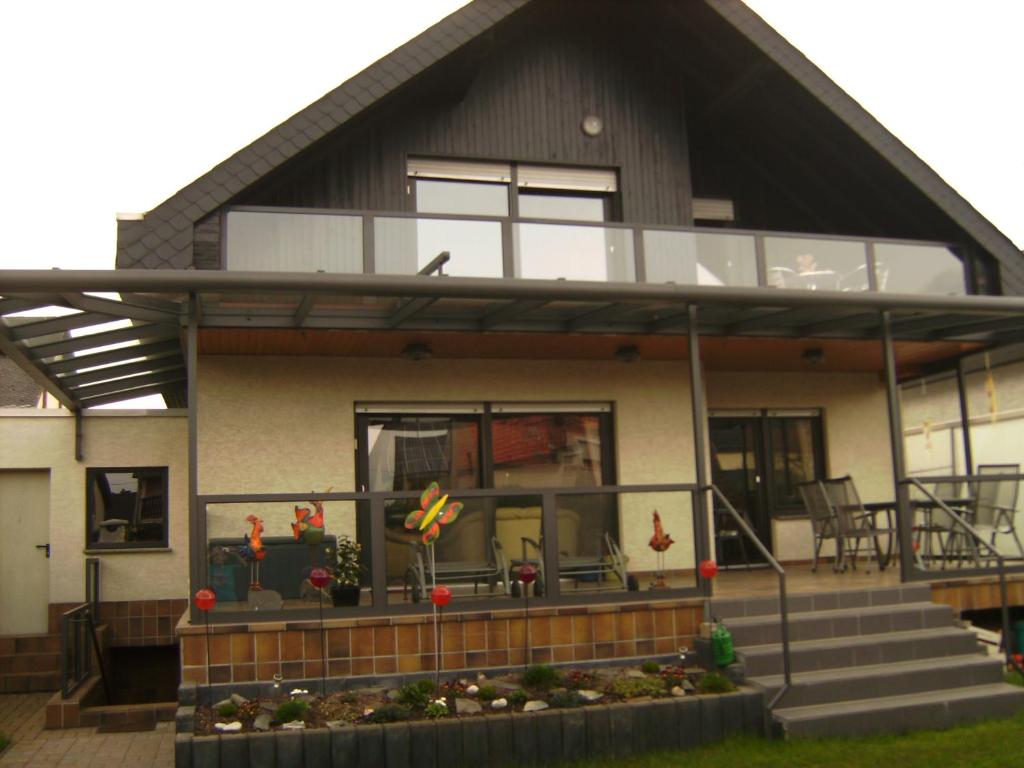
top-left (707, 371), bottom-right (896, 563)
top-left (0, 410), bottom-right (188, 603)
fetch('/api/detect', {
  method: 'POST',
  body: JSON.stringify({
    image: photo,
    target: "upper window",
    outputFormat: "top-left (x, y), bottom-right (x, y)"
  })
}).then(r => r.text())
top-left (86, 467), bottom-right (168, 549)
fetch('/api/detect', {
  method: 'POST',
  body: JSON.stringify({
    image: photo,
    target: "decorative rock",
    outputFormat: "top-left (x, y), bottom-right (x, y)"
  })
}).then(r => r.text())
top-left (252, 713), bottom-right (272, 731)
top-left (281, 720), bottom-right (306, 730)
top-left (477, 673), bottom-right (487, 683)
top-left (491, 680), bottom-right (522, 691)
top-left (683, 679), bottom-right (696, 693)
top-left (466, 684), bottom-right (479, 696)
top-left (260, 702), bottom-right (276, 713)
top-left (671, 686), bottom-right (686, 697)
top-left (578, 690), bottom-right (604, 703)
top-left (230, 693), bottom-right (248, 707)
top-left (626, 670), bottom-right (646, 679)
top-left (522, 700), bottom-right (549, 712)
top-left (491, 698), bottom-right (508, 710)
top-left (214, 721), bottom-right (242, 733)
top-left (386, 689), bottom-right (400, 701)
top-left (214, 699), bottom-right (234, 711)
top-left (290, 688), bottom-right (309, 696)
top-left (455, 698), bottom-right (482, 715)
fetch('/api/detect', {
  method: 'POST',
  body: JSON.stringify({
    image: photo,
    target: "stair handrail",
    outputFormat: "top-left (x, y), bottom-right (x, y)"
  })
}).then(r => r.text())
top-left (904, 477), bottom-right (1024, 676)
top-left (706, 484), bottom-right (792, 709)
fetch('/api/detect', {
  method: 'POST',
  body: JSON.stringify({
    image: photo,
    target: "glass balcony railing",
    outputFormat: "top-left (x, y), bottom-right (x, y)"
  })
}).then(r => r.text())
top-left (223, 208), bottom-right (969, 296)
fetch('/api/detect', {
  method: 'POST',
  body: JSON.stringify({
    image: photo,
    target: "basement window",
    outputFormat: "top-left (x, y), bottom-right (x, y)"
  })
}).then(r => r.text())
top-left (86, 467), bottom-right (168, 549)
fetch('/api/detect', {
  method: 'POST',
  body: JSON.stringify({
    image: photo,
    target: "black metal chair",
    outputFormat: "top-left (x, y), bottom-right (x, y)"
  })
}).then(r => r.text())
top-left (797, 480), bottom-right (840, 572)
top-left (820, 476), bottom-right (895, 573)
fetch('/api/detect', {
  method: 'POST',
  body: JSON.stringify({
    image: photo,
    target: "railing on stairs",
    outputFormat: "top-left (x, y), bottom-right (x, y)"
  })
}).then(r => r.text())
top-left (60, 557), bottom-right (110, 699)
top-left (707, 485), bottom-right (793, 709)
top-left (904, 478), bottom-right (1024, 677)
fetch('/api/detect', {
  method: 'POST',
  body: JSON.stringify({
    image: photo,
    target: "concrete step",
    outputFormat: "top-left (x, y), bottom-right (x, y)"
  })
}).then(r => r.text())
top-left (724, 601), bottom-right (954, 646)
top-left (711, 583), bottom-right (932, 621)
top-left (751, 653), bottom-right (1004, 709)
top-left (773, 683), bottom-right (1024, 738)
top-left (738, 626), bottom-right (982, 678)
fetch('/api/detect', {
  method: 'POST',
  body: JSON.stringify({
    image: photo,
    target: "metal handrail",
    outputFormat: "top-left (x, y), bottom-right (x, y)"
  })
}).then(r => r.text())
top-left (904, 478), bottom-right (1024, 676)
top-left (707, 484), bottom-right (792, 709)
top-left (85, 557), bottom-right (100, 615)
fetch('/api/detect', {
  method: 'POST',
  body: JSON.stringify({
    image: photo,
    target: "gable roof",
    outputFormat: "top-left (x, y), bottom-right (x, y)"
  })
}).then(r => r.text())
top-left (117, 0), bottom-right (1024, 294)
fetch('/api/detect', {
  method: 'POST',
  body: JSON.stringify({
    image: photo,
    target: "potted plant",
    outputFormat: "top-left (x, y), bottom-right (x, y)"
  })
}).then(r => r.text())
top-left (330, 535), bottom-right (364, 607)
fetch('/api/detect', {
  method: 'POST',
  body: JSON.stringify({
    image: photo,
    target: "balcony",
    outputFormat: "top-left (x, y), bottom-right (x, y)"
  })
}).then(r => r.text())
top-left (223, 207), bottom-right (969, 297)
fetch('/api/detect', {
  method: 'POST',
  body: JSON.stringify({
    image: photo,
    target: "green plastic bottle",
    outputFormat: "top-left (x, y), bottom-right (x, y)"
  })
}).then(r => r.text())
top-left (712, 622), bottom-right (735, 667)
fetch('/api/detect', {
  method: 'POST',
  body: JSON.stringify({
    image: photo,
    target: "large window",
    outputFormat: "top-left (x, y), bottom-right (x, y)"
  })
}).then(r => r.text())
top-left (356, 405), bottom-right (615, 603)
top-left (86, 467), bottom-right (168, 549)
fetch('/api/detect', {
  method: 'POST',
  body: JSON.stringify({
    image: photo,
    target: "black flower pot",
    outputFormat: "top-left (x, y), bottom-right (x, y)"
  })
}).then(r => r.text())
top-left (330, 583), bottom-right (361, 607)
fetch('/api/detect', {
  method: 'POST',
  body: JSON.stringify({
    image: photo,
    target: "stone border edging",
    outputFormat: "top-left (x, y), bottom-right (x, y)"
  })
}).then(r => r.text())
top-left (174, 688), bottom-right (764, 767)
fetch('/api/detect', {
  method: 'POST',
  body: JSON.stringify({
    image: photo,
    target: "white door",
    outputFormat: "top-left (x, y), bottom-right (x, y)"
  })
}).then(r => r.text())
top-left (0, 471), bottom-right (50, 635)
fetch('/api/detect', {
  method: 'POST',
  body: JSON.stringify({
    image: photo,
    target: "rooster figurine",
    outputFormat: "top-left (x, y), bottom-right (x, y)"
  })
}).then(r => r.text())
top-left (292, 499), bottom-right (326, 547)
top-left (648, 510), bottom-right (674, 589)
top-left (240, 514), bottom-right (267, 591)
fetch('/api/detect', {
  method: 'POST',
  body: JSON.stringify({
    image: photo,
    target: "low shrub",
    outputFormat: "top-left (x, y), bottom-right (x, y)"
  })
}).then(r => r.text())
top-left (216, 702), bottom-right (238, 718)
top-left (610, 676), bottom-right (669, 699)
top-left (548, 690), bottom-right (584, 709)
top-left (397, 679), bottom-right (435, 709)
top-left (659, 665), bottom-right (688, 688)
top-left (522, 664), bottom-right (562, 690)
top-left (697, 672), bottom-right (737, 694)
top-left (368, 703), bottom-right (411, 723)
top-left (641, 660), bottom-right (661, 674)
top-left (424, 699), bottom-right (449, 719)
top-left (274, 699), bottom-right (310, 723)
top-left (506, 689), bottom-right (529, 707)
top-left (477, 684), bottom-right (499, 701)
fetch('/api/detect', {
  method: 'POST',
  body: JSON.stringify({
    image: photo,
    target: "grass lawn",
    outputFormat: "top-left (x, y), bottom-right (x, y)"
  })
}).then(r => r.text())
top-left (556, 709), bottom-right (1024, 768)
top-left (0, 733), bottom-right (8, 752)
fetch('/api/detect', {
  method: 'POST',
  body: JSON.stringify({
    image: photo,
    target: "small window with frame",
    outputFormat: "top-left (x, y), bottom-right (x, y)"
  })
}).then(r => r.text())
top-left (86, 467), bottom-right (168, 549)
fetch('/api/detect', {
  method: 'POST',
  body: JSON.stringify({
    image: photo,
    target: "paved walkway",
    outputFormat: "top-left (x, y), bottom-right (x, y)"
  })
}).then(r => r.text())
top-left (0, 694), bottom-right (174, 767)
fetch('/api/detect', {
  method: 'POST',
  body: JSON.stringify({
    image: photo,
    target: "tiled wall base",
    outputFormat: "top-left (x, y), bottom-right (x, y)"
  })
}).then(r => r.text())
top-left (49, 599), bottom-right (188, 646)
top-left (176, 598), bottom-right (704, 685)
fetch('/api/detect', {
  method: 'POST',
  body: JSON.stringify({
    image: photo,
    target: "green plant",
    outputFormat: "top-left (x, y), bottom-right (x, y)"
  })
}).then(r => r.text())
top-left (368, 703), bottom-right (411, 723)
top-left (332, 535), bottom-right (364, 586)
top-left (696, 672), bottom-right (736, 694)
top-left (397, 678), bottom-right (435, 709)
top-left (641, 660), bottom-right (661, 674)
top-left (506, 689), bottom-right (529, 707)
top-left (522, 664), bottom-right (562, 690)
top-left (549, 690), bottom-right (584, 709)
top-left (0, 732), bottom-right (8, 752)
top-left (477, 684), bottom-right (499, 701)
top-left (424, 699), bottom-right (449, 719)
top-left (609, 676), bottom-right (669, 699)
top-left (216, 701), bottom-right (238, 718)
top-left (274, 699), bottom-right (310, 723)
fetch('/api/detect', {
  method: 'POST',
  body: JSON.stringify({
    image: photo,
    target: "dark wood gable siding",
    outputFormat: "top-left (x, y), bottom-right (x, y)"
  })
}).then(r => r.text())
top-left (235, 1), bottom-right (691, 229)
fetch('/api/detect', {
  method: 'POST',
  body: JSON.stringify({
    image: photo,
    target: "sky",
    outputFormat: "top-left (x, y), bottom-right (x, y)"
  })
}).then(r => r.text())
top-left (0, 0), bottom-right (1020, 276)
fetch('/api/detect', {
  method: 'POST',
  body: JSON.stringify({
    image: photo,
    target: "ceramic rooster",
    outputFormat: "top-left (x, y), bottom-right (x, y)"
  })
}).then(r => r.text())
top-left (292, 499), bottom-right (326, 546)
top-left (649, 510), bottom-right (674, 552)
top-left (648, 510), bottom-right (674, 589)
top-left (241, 514), bottom-right (267, 591)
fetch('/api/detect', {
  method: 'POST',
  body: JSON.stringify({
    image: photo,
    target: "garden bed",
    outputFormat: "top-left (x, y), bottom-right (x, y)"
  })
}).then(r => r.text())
top-left (174, 662), bottom-right (765, 767)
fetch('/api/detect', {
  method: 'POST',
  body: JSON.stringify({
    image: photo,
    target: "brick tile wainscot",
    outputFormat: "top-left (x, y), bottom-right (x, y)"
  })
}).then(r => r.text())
top-left (176, 598), bottom-right (703, 685)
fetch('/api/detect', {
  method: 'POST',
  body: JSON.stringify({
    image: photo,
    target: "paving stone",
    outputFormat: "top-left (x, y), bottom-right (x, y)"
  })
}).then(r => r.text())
top-left (191, 734), bottom-right (219, 768)
top-left (277, 729), bottom-right (303, 765)
top-left (248, 731), bottom-right (277, 768)
top-left (461, 717), bottom-right (488, 765)
top-left (408, 720), bottom-right (438, 768)
top-left (219, 733), bottom-right (247, 765)
top-left (328, 723), bottom-right (358, 767)
top-left (357, 724), bottom-right (384, 768)
top-left (304, 728), bottom-right (331, 768)
top-left (583, 705), bottom-right (610, 758)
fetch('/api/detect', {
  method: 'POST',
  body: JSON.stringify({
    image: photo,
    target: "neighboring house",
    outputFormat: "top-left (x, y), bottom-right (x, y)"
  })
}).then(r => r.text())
top-left (2, 0), bottom-right (1024, 717)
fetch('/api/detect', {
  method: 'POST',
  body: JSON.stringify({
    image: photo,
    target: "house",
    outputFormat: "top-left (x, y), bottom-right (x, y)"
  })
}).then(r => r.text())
top-left (3, 0), bottom-right (1024, 737)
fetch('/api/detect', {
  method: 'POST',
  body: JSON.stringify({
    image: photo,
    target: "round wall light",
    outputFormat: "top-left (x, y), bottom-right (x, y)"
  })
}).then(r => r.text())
top-left (581, 115), bottom-right (603, 137)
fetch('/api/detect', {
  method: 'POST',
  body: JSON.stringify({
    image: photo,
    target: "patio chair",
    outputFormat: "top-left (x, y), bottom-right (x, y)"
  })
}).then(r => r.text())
top-left (404, 536), bottom-right (512, 603)
top-left (518, 531), bottom-right (636, 594)
top-left (820, 476), bottom-right (896, 573)
top-left (973, 464), bottom-right (1024, 559)
top-left (923, 480), bottom-right (980, 568)
top-left (797, 480), bottom-right (840, 572)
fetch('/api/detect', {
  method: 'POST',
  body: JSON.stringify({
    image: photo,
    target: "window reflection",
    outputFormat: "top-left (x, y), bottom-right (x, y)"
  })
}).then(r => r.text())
top-left (874, 243), bottom-right (965, 295)
top-left (415, 179), bottom-right (509, 217)
top-left (513, 223), bottom-right (635, 281)
top-left (643, 230), bottom-right (758, 287)
top-left (492, 414), bottom-right (603, 488)
top-left (518, 192), bottom-right (607, 222)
